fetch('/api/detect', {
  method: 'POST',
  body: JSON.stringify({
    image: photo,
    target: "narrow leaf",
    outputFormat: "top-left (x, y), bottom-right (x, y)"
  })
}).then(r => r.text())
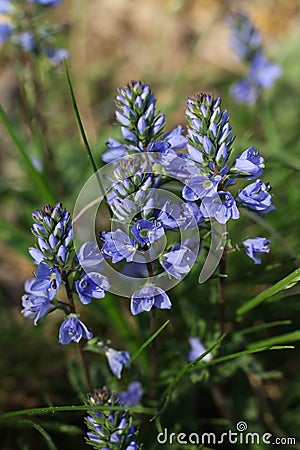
top-left (0, 103), bottom-right (55, 204)
top-left (125, 320), bottom-right (170, 367)
top-left (247, 330), bottom-right (300, 350)
top-left (237, 268), bottom-right (300, 316)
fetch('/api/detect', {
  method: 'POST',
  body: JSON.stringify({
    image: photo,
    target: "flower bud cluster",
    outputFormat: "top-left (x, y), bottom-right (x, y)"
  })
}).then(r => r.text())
top-left (86, 389), bottom-right (140, 450)
top-left (30, 202), bottom-right (73, 267)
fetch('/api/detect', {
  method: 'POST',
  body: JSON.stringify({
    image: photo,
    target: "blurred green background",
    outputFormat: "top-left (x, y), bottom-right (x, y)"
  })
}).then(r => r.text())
top-left (0, 0), bottom-right (300, 449)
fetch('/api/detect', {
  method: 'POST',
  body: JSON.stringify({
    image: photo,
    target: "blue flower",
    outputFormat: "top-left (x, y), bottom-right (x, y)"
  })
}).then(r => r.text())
top-left (21, 279), bottom-right (52, 325)
top-left (76, 241), bottom-right (104, 270)
top-left (182, 175), bottom-right (220, 201)
top-left (100, 229), bottom-right (137, 263)
top-left (14, 31), bottom-right (35, 51)
top-left (249, 53), bottom-right (282, 89)
top-left (75, 272), bottom-right (110, 305)
top-left (161, 244), bottom-right (197, 280)
top-left (27, 0), bottom-right (62, 6)
top-left (131, 285), bottom-right (172, 315)
top-left (86, 389), bottom-right (140, 449)
top-left (243, 237), bottom-right (270, 264)
top-left (102, 138), bottom-right (127, 163)
top-left (131, 219), bottom-right (164, 245)
top-left (30, 262), bottom-right (61, 295)
top-left (233, 146), bottom-right (264, 179)
top-left (228, 13), bottom-right (282, 104)
top-left (229, 78), bottom-right (259, 105)
top-left (105, 348), bottom-right (130, 379)
top-left (237, 179), bottom-right (275, 214)
top-left (228, 12), bottom-right (262, 61)
top-left (188, 337), bottom-right (212, 363)
top-left (59, 316), bottom-right (93, 344)
top-left (200, 191), bottom-right (240, 224)
top-left (0, 22), bottom-right (12, 43)
top-left (46, 47), bottom-right (69, 65)
top-left (0, 1), bottom-right (12, 13)
top-left (119, 381), bottom-right (143, 407)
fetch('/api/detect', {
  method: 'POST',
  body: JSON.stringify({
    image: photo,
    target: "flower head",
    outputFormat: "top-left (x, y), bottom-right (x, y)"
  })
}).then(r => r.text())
top-left (200, 191), bottom-right (240, 224)
top-left (237, 179), bottom-right (275, 214)
top-left (105, 348), bottom-right (130, 379)
top-left (243, 237), bottom-right (270, 264)
top-left (131, 219), bottom-right (164, 245)
top-left (131, 285), bottom-right (171, 315)
top-left (186, 94), bottom-right (233, 172)
top-left (21, 279), bottom-right (52, 325)
top-left (119, 382), bottom-right (143, 407)
top-left (228, 13), bottom-right (282, 104)
top-left (188, 337), bottom-right (212, 363)
top-left (75, 272), bottom-right (110, 305)
top-left (233, 146), bottom-right (264, 179)
top-left (31, 203), bottom-right (73, 266)
top-left (86, 389), bottom-right (140, 449)
top-left (30, 262), bottom-right (61, 295)
top-left (59, 316), bottom-right (93, 344)
top-left (100, 229), bottom-right (137, 263)
top-left (161, 244), bottom-right (197, 280)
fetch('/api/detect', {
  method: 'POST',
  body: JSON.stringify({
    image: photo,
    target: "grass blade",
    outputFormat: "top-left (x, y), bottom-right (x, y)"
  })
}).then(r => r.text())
top-left (0, 103), bottom-right (55, 204)
top-left (237, 268), bottom-right (300, 316)
top-left (125, 320), bottom-right (170, 367)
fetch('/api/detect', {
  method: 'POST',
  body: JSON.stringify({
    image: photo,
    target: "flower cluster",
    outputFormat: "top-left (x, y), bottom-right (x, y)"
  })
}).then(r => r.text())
top-left (95, 84), bottom-right (274, 318)
top-left (102, 80), bottom-right (186, 162)
top-left (0, 0), bottom-right (68, 64)
top-left (228, 12), bottom-right (282, 104)
top-left (21, 202), bottom-right (132, 379)
top-left (85, 388), bottom-right (140, 450)
top-left (182, 93), bottom-right (274, 258)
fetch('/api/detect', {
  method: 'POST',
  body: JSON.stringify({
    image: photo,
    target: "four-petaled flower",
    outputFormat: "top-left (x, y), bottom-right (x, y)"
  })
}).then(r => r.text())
top-left (243, 237), bottom-right (270, 264)
top-left (59, 316), bottom-right (93, 344)
top-left (101, 230), bottom-right (137, 263)
top-left (105, 348), bottom-right (130, 379)
top-left (237, 179), bottom-right (275, 214)
top-left (30, 262), bottom-right (61, 295)
top-left (200, 191), bottom-right (240, 224)
top-left (75, 272), bottom-right (110, 304)
top-left (21, 279), bottom-right (53, 325)
top-left (131, 285), bottom-right (172, 315)
top-left (233, 146), bottom-right (264, 179)
top-left (161, 244), bottom-right (197, 280)
top-left (131, 219), bottom-right (164, 245)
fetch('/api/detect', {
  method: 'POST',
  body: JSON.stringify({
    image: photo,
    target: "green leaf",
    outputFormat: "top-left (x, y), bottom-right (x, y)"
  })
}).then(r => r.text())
top-left (0, 404), bottom-right (155, 421)
top-left (247, 330), bottom-right (300, 350)
top-left (0, 102), bottom-right (55, 204)
top-left (153, 341), bottom-right (292, 420)
top-left (125, 319), bottom-right (170, 367)
top-left (237, 268), bottom-right (300, 316)
top-left (19, 420), bottom-right (57, 450)
top-left (234, 320), bottom-right (292, 336)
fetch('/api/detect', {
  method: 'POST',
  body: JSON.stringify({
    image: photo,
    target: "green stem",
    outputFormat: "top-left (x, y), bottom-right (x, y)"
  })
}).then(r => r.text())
top-left (62, 271), bottom-right (93, 392)
top-left (0, 102), bottom-right (55, 204)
